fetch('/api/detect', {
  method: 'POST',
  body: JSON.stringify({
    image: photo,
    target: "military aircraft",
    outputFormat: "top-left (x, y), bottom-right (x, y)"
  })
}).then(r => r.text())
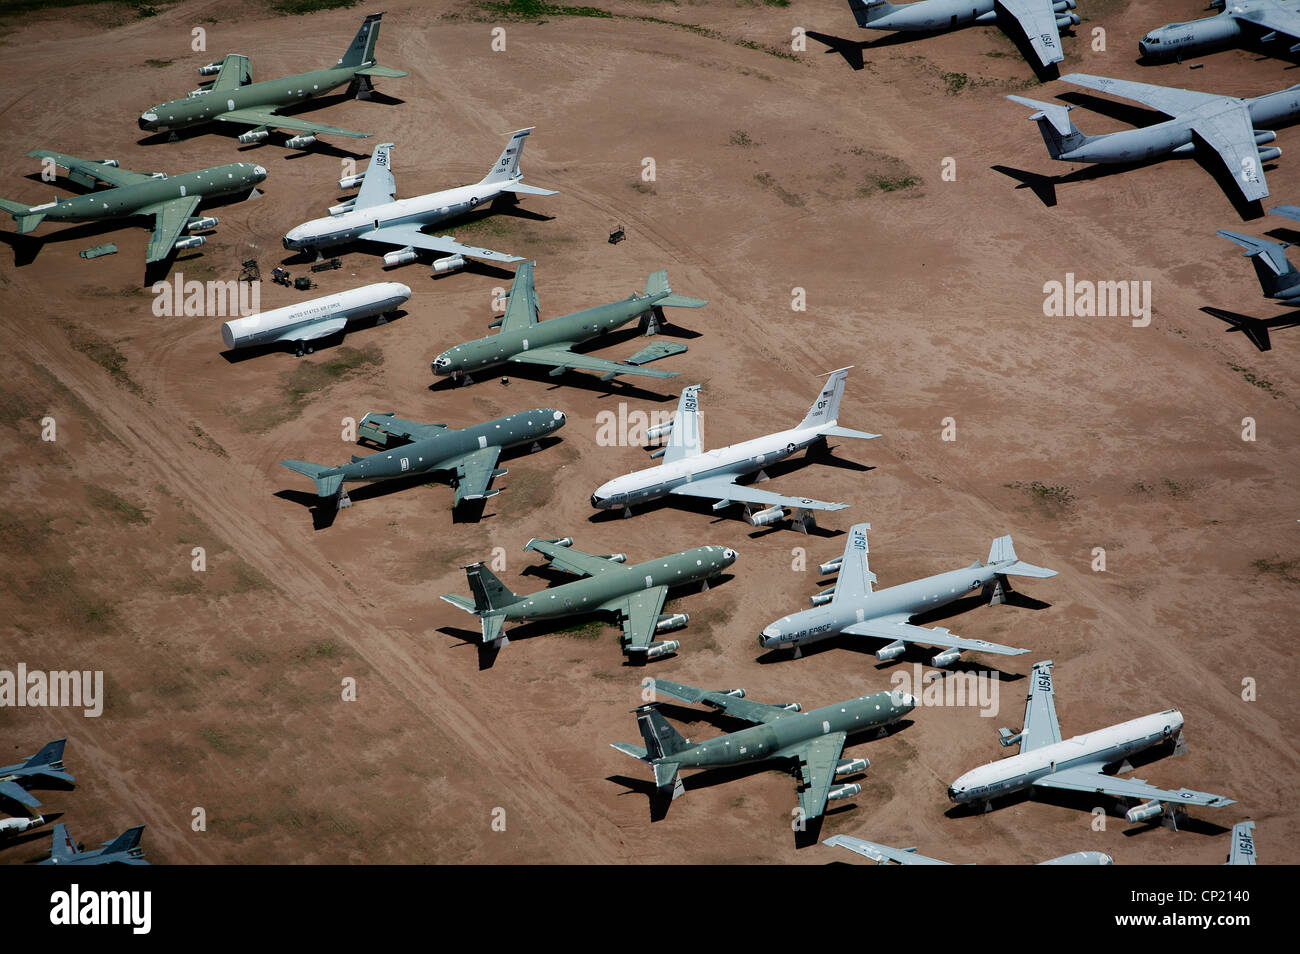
top-left (824, 833), bottom-right (1112, 864)
top-left (949, 660), bottom-right (1235, 826)
top-left (1218, 205), bottom-right (1300, 303)
top-left (0, 151), bottom-right (265, 264)
top-left (283, 131), bottom-right (555, 268)
top-left (0, 739), bottom-right (74, 809)
top-left (139, 12), bottom-right (406, 147)
top-left (759, 524), bottom-right (1056, 666)
top-left (591, 368), bottom-right (879, 530)
top-left (1008, 74), bottom-right (1300, 203)
top-left (441, 538), bottom-right (736, 660)
top-left (1226, 820), bottom-right (1257, 864)
top-left (846, 0), bottom-right (1080, 69)
top-left (432, 262), bottom-right (706, 383)
top-left (1140, 0), bottom-right (1300, 63)
top-left (0, 814), bottom-right (52, 840)
top-left (611, 678), bottom-right (915, 823)
top-left (40, 824), bottom-right (148, 866)
top-left (279, 408), bottom-right (566, 510)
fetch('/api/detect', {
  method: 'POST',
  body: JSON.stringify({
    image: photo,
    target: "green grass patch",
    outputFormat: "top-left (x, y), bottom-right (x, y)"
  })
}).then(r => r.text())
top-left (61, 322), bottom-right (141, 395)
top-left (86, 484), bottom-right (150, 525)
top-left (1251, 557), bottom-right (1299, 584)
top-left (1228, 363), bottom-right (1281, 397)
top-left (478, 0), bottom-right (612, 18)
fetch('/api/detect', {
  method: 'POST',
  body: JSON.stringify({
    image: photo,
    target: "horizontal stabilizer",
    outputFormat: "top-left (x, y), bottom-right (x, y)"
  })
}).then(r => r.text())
top-left (610, 742), bottom-right (649, 761)
top-left (353, 65), bottom-right (408, 78)
top-left (1001, 560), bottom-right (1057, 579)
top-left (625, 340), bottom-right (688, 366)
top-left (480, 612), bottom-right (506, 644)
top-left (1006, 95), bottom-right (1076, 135)
top-left (498, 181), bottom-right (558, 196)
top-left (440, 593), bottom-right (477, 615)
top-left (653, 761), bottom-right (681, 791)
top-left (657, 293), bottom-right (708, 309)
top-left (278, 460), bottom-right (345, 498)
top-left (821, 425), bottom-right (881, 440)
top-left (0, 198), bottom-right (45, 234)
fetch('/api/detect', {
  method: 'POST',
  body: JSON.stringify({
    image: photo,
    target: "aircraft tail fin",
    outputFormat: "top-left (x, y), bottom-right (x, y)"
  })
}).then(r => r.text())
top-left (338, 12), bottom-right (386, 68)
top-left (0, 198), bottom-right (46, 234)
top-left (100, 825), bottom-right (145, 856)
top-left (846, 0), bottom-right (899, 27)
top-left (482, 127), bottom-right (537, 185)
top-left (987, 535), bottom-right (1057, 578)
top-left (799, 366), bottom-right (853, 429)
top-left (278, 460), bottom-right (345, 498)
top-left (634, 704), bottom-right (690, 760)
top-left (463, 563), bottom-right (521, 614)
top-left (644, 270), bottom-right (708, 309)
top-left (1007, 96), bottom-right (1092, 159)
top-left (23, 739), bottom-right (66, 770)
top-left (49, 824), bottom-right (79, 862)
top-left (1216, 230), bottom-right (1300, 299)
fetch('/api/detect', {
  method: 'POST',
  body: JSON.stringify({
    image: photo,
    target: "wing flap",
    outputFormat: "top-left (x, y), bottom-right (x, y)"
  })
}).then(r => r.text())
top-left (780, 732), bottom-right (849, 822)
top-left (138, 195), bottom-right (203, 263)
top-left (446, 445), bottom-right (503, 505)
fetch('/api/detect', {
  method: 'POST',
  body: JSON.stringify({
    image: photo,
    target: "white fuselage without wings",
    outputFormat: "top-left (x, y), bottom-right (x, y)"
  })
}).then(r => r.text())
top-left (284, 181), bottom-right (508, 250)
top-left (949, 710), bottom-right (1184, 803)
top-left (592, 423), bottom-right (829, 508)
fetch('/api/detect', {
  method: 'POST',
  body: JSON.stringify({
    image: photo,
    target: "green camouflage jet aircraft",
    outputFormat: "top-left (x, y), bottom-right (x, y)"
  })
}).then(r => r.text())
top-left (0, 151), bottom-right (265, 264)
top-left (138, 13), bottom-right (406, 148)
top-left (279, 409), bottom-right (566, 512)
top-left (612, 678), bottom-right (915, 826)
top-left (432, 262), bottom-right (707, 383)
top-left (441, 538), bottom-right (736, 660)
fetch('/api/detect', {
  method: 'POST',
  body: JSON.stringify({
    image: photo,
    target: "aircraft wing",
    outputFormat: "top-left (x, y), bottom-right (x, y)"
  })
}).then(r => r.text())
top-left (1033, 765), bottom-right (1235, 808)
top-left (138, 194), bottom-right (203, 263)
top-left (1237, 5), bottom-right (1300, 40)
top-left (0, 779), bottom-right (41, 808)
top-left (524, 538), bottom-right (630, 577)
top-left (352, 142), bottom-right (397, 209)
top-left (27, 149), bottom-right (155, 188)
top-left (273, 316), bottom-right (347, 343)
top-left (669, 477), bottom-right (849, 512)
top-left (1060, 73), bottom-right (1225, 116)
top-left (361, 224), bottom-right (525, 264)
top-left (1216, 229), bottom-right (1291, 276)
top-left (995, 0), bottom-right (1065, 67)
top-left (1227, 821), bottom-right (1257, 865)
top-left (1016, 659), bottom-right (1063, 750)
top-left (1189, 103), bottom-right (1271, 202)
top-left (509, 346), bottom-right (678, 378)
top-left (661, 385), bottom-right (702, 463)
top-left (215, 108), bottom-right (370, 140)
top-left (498, 260), bottom-right (540, 333)
top-left (829, 523), bottom-right (875, 602)
top-left (46, 824), bottom-right (79, 863)
top-left (208, 53), bottom-right (251, 92)
top-left (445, 445), bottom-right (503, 505)
top-left (780, 731), bottom-right (849, 822)
top-left (647, 678), bottom-right (801, 724)
top-left (357, 412), bottom-right (446, 444)
top-left (605, 585), bottom-right (668, 652)
top-left (823, 835), bottom-right (951, 865)
top-left (841, 617), bottom-right (1029, 656)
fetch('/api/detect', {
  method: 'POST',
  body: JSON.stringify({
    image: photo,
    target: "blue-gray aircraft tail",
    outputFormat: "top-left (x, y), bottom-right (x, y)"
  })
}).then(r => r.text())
top-left (846, 0), bottom-right (899, 27)
top-left (279, 460), bottom-right (345, 498)
top-left (1007, 96), bottom-right (1095, 158)
top-left (987, 535), bottom-right (1057, 578)
top-left (1217, 230), bottom-right (1300, 300)
top-left (645, 270), bottom-right (708, 309)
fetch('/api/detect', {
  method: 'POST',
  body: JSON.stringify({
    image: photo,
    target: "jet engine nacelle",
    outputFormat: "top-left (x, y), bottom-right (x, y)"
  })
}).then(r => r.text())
top-left (186, 216), bottom-right (219, 232)
top-left (432, 254), bottom-right (466, 276)
top-left (1051, 0), bottom-right (1075, 10)
top-left (722, 688), bottom-right (746, 698)
top-left (779, 702), bottom-right (802, 712)
top-left (329, 200), bottom-right (356, 216)
top-left (543, 537), bottom-right (574, 548)
top-left (654, 613), bottom-right (689, 633)
top-left (645, 420), bottom-right (673, 441)
top-left (237, 129), bottom-right (269, 144)
top-left (98, 159), bottom-right (120, 167)
top-left (173, 236), bottom-right (206, 251)
top-left (818, 557), bottom-right (843, 575)
top-left (1258, 146), bottom-right (1282, 162)
top-left (747, 505), bottom-right (786, 527)
top-left (809, 588), bottom-right (835, 607)
top-left (198, 62), bottom-right (223, 75)
top-left (596, 553), bottom-right (627, 563)
top-left (876, 643), bottom-right (906, 662)
top-left (932, 648), bottom-right (962, 667)
top-left (285, 135), bottom-right (317, 150)
top-left (383, 246), bottom-right (419, 267)
top-left (826, 782), bottom-right (861, 802)
top-left (339, 173), bottom-right (366, 189)
top-left (1125, 800), bottom-right (1164, 824)
top-left (1255, 130), bottom-right (1277, 145)
top-left (834, 757), bottom-right (869, 777)
top-left (644, 639), bottom-right (679, 660)
top-left (1056, 12), bottom-right (1080, 27)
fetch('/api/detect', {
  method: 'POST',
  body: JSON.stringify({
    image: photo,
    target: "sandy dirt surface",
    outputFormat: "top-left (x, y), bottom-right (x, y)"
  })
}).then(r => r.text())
top-left (0, 0), bottom-right (1296, 865)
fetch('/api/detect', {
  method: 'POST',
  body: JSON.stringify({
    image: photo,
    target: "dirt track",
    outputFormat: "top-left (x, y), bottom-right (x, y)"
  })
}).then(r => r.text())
top-left (0, 0), bottom-right (1296, 864)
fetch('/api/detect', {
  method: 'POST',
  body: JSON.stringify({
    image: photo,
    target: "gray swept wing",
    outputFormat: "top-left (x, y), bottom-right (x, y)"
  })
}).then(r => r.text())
top-left (823, 835), bottom-right (951, 865)
top-left (0, 780), bottom-right (41, 808)
top-left (1018, 660), bottom-right (1063, 750)
top-left (524, 539), bottom-right (630, 577)
top-left (358, 413), bottom-right (446, 443)
top-left (830, 523), bottom-right (875, 602)
top-left (1033, 766), bottom-right (1235, 807)
top-left (647, 678), bottom-right (799, 724)
top-left (841, 617), bottom-right (1028, 656)
top-left (1060, 73), bottom-right (1225, 115)
top-left (779, 732), bottom-right (848, 822)
top-left (352, 143), bottom-right (397, 209)
top-left (215, 108), bottom-right (370, 140)
top-left (996, 0), bottom-right (1065, 67)
top-left (445, 445), bottom-right (502, 505)
top-left (509, 346), bottom-right (678, 377)
top-left (208, 54), bottom-right (251, 92)
top-left (669, 477), bottom-right (848, 512)
top-left (139, 194), bottom-right (203, 263)
top-left (1189, 103), bottom-right (1271, 202)
top-left (1238, 4), bottom-right (1300, 38)
top-left (361, 223), bottom-right (524, 263)
top-left (661, 385), bottom-right (702, 464)
top-left (498, 261), bottom-right (540, 333)
top-left (27, 150), bottom-right (156, 188)
top-left (604, 586), bottom-right (668, 651)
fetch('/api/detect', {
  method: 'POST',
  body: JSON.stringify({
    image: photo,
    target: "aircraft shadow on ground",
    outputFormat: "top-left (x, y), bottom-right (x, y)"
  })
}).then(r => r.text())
top-left (1201, 304), bottom-right (1300, 351)
top-left (804, 27), bottom-right (952, 72)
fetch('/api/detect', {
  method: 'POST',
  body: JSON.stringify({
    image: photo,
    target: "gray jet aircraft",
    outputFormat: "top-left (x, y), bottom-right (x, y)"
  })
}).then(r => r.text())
top-left (949, 660), bottom-right (1234, 827)
top-left (824, 833), bottom-right (1112, 864)
top-left (0, 151), bottom-right (265, 264)
top-left (0, 739), bottom-right (74, 809)
top-left (1218, 205), bottom-right (1300, 302)
top-left (40, 823), bottom-right (148, 865)
top-left (1140, 0), bottom-right (1300, 62)
top-left (280, 408), bottom-right (566, 510)
top-left (759, 524), bottom-right (1056, 666)
top-left (611, 678), bottom-right (915, 824)
top-left (432, 262), bottom-right (706, 383)
top-left (846, 0), bottom-right (1080, 69)
top-left (442, 538), bottom-right (736, 659)
top-left (1008, 73), bottom-right (1300, 203)
top-left (139, 12), bottom-right (406, 147)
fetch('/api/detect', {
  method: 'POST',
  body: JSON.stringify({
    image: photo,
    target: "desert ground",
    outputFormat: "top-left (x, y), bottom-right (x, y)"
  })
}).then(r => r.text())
top-left (0, 0), bottom-right (1296, 865)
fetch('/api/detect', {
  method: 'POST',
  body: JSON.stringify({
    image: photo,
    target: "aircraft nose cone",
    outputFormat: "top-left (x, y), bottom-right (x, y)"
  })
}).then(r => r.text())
top-left (722, 547), bottom-right (736, 563)
top-left (252, 165), bottom-right (267, 179)
top-left (590, 494), bottom-right (602, 508)
top-left (947, 786), bottom-right (958, 802)
top-left (552, 410), bottom-right (565, 426)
